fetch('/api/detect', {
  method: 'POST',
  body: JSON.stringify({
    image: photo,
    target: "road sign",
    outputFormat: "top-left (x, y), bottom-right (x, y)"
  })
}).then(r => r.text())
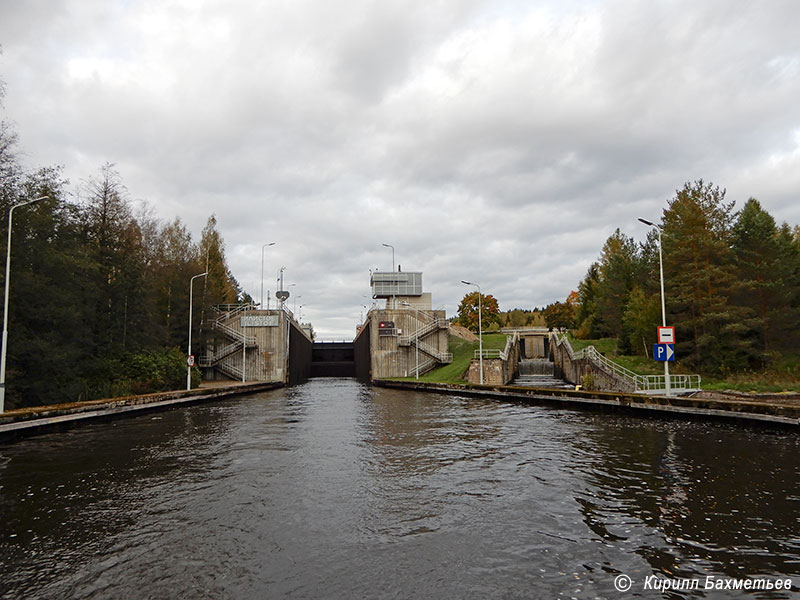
top-left (187, 355), bottom-right (195, 367)
top-left (658, 326), bottom-right (675, 344)
top-left (653, 343), bottom-right (675, 362)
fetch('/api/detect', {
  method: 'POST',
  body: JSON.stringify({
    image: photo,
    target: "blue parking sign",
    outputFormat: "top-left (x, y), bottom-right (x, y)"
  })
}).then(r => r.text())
top-left (653, 343), bottom-right (675, 362)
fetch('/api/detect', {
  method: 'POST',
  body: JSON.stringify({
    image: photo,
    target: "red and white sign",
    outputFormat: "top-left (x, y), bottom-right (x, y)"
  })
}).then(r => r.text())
top-left (658, 326), bottom-right (675, 344)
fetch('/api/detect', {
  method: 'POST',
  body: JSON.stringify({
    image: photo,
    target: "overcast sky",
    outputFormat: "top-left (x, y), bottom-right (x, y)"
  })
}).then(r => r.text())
top-left (1, 0), bottom-right (799, 339)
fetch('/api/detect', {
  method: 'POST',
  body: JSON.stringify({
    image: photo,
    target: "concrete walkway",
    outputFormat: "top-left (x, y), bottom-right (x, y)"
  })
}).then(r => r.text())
top-left (0, 381), bottom-right (282, 440)
top-left (376, 380), bottom-right (800, 427)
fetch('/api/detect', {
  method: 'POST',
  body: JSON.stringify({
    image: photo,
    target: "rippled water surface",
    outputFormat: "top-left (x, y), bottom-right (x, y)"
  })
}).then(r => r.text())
top-left (1, 379), bottom-right (798, 599)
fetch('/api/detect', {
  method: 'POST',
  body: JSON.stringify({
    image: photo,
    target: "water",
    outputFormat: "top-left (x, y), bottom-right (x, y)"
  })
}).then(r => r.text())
top-left (1, 378), bottom-right (798, 599)
top-left (513, 359), bottom-right (573, 388)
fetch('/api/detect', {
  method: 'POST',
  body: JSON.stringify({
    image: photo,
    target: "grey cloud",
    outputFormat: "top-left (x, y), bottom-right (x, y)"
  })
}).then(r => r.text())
top-left (1, 0), bottom-right (798, 338)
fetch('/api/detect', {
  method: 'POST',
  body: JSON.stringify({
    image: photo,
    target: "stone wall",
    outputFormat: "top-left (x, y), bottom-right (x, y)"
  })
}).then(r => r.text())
top-left (467, 334), bottom-right (520, 385)
top-left (550, 334), bottom-right (635, 393)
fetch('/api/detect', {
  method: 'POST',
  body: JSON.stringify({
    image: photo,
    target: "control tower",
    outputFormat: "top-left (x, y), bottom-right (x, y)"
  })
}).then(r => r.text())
top-left (370, 271), bottom-right (431, 310)
top-left (358, 270), bottom-right (451, 378)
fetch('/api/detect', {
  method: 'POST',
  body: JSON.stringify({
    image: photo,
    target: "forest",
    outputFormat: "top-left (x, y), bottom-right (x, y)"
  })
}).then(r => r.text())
top-left (547, 180), bottom-right (800, 377)
top-left (1, 123), bottom-right (247, 408)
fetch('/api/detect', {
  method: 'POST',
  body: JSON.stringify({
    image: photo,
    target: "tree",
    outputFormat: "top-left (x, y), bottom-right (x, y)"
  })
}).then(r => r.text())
top-left (621, 285), bottom-right (661, 356)
top-left (543, 295), bottom-right (577, 330)
top-left (80, 163), bottom-right (147, 353)
top-left (594, 229), bottom-right (639, 342)
top-left (457, 291), bottom-right (500, 332)
top-left (662, 180), bottom-right (759, 373)
top-left (729, 199), bottom-right (800, 356)
top-left (576, 263), bottom-right (600, 338)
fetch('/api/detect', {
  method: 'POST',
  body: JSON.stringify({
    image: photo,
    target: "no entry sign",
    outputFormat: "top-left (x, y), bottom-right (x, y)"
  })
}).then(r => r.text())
top-left (658, 326), bottom-right (675, 344)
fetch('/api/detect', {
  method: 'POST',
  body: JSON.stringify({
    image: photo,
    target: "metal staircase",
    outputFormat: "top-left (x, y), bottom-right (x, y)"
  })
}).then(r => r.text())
top-left (198, 304), bottom-right (258, 378)
top-left (398, 313), bottom-right (452, 376)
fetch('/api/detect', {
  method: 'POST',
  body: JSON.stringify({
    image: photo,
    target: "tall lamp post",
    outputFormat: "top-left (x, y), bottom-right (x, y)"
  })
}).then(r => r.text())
top-left (382, 243), bottom-right (395, 308)
top-left (461, 280), bottom-right (483, 385)
top-left (1, 195), bottom-right (47, 413)
top-left (187, 272), bottom-right (208, 391)
top-left (260, 242), bottom-right (276, 309)
top-left (638, 218), bottom-right (671, 397)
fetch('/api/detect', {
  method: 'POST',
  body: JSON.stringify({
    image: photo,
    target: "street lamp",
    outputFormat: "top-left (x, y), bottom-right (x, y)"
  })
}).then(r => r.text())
top-left (382, 243), bottom-right (395, 308)
top-left (638, 217), bottom-right (671, 397)
top-left (1, 195), bottom-right (47, 413)
top-left (461, 280), bottom-right (483, 385)
top-left (187, 272), bottom-right (208, 391)
top-left (261, 242), bottom-right (275, 309)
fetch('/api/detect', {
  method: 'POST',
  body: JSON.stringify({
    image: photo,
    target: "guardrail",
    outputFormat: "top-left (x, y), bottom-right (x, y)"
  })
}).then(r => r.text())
top-left (552, 333), bottom-right (701, 395)
top-left (473, 333), bottom-right (518, 361)
top-left (475, 349), bottom-right (504, 359)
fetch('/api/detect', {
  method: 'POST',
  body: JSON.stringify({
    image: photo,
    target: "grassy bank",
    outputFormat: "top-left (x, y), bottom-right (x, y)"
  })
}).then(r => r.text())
top-left (401, 333), bottom-right (508, 384)
top-left (567, 333), bottom-right (800, 393)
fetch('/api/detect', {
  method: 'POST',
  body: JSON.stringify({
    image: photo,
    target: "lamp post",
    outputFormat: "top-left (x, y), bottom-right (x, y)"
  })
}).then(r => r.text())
top-left (187, 272), bottom-right (208, 391)
top-left (638, 218), bottom-right (671, 397)
top-left (461, 280), bottom-right (483, 385)
top-left (382, 243), bottom-right (395, 308)
top-left (261, 242), bottom-right (275, 309)
top-left (1, 196), bottom-right (47, 413)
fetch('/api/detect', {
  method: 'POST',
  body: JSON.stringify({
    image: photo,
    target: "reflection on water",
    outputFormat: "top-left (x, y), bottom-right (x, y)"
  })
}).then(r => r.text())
top-left (0, 378), bottom-right (798, 599)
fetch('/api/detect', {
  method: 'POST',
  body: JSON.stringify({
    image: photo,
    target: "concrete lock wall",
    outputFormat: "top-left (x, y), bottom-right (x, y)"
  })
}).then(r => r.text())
top-left (353, 322), bottom-right (372, 381)
top-left (204, 309), bottom-right (312, 384)
top-left (288, 320), bottom-right (313, 384)
top-left (550, 335), bottom-right (635, 393)
top-left (367, 308), bottom-right (449, 379)
top-left (467, 335), bottom-right (521, 385)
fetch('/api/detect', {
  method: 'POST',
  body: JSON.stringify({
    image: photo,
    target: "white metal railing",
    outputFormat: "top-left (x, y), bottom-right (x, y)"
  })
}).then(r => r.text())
top-left (214, 356), bottom-right (242, 380)
top-left (552, 333), bottom-right (701, 395)
top-left (475, 349), bottom-right (504, 359)
top-left (416, 338), bottom-right (452, 363)
top-left (409, 356), bottom-right (437, 377)
top-left (637, 374), bottom-right (703, 394)
top-left (473, 333), bottom-right (518, 361)
top-left (198, 340), bottom-right (243, 366)
top-left (214, 320), bottom-right (257, 346)
top-left (576, 345), bottom-right (641, 384)
top-left (213, 303), bottom-right (256, 319)
top-left (399, 318), bottom-right (449, 346)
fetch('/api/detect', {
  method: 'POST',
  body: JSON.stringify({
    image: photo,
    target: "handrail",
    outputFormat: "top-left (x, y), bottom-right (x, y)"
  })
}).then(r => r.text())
top-left (215, 320), bottom-right (257, 345)
top-left (213, 303), bottom-right (256, 322)
top-left (198, 340), bottom-right (243, 366)
top-left (415, 338), bottom-right (453, 363)
top-left (474, 333), bottom-right (518, 361)
top-left (551, 332), bottom-right (701, 394)
top-left (399, 318), bottom-right (448, 345)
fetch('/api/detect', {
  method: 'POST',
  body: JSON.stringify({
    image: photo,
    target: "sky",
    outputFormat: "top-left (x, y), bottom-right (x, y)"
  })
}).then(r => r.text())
top-left (1, 0), bottom-right (799, 340)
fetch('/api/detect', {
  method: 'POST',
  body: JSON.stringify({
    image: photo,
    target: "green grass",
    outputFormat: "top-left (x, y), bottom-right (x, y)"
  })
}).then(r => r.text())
top-left (569, 334), bottom-right (800, 393)
top-left (398, 333), bottom-right (509, 384)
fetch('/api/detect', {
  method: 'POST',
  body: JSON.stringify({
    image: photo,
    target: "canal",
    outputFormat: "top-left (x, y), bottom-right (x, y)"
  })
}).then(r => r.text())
top-left (0, 379), bottom-right (798, 599)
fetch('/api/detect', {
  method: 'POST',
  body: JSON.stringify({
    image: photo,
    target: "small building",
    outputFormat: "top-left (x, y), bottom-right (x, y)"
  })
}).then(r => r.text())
top-left (359, 271), bottom-right (451, 378)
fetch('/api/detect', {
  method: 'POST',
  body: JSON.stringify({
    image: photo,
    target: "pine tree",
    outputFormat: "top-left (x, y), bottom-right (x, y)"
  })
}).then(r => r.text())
top-left (662, 180), bottom-right (759, 373)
